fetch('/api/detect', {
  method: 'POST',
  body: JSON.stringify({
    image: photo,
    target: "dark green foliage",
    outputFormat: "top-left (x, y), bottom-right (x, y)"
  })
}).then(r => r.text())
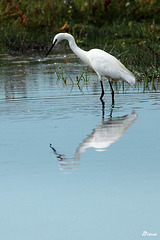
top-left (0, 0), bottom-right (159, 81)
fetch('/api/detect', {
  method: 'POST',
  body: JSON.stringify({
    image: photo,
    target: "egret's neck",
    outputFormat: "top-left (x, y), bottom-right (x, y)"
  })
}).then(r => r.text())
top-left (68, 38), bottom-right (90, 66)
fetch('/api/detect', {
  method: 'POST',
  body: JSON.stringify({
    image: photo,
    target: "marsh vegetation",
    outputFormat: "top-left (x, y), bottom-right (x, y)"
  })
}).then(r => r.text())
top-left (0, 0), bottom-right (159, 82)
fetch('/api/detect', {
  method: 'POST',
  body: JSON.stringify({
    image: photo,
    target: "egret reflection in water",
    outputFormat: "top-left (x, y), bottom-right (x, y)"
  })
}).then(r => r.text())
top-left (50, 111), bottom-right (138, 171)
top-left (75, 111), bottom-right (137, 161)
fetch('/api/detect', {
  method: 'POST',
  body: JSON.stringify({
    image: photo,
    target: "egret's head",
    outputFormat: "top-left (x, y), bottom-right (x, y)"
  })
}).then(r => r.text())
top-left (45, 33), bottom-right (72, 57)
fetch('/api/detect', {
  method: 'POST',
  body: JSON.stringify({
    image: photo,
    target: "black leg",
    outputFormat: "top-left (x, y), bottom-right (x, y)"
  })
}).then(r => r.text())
top-left (100, 80), bottom-right (104, 100)
top-left (109, 104), bottom-right (114, 118)
top-left (108, 80), bottom-right (115, 105)
top-left (101, 98), bottom-right (105, 119)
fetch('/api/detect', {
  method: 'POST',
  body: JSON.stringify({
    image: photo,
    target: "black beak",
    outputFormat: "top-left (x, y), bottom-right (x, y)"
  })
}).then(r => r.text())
top-left (45, 40), bottom-right (57, 57)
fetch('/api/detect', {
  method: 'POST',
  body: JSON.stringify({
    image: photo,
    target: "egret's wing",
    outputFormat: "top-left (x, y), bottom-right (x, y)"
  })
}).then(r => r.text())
top-left (88, 49), bottom-right (135, 84)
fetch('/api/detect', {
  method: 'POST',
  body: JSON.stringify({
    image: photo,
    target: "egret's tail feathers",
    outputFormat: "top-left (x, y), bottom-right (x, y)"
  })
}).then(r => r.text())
top-left (121, 71), bottom-right (136, 86)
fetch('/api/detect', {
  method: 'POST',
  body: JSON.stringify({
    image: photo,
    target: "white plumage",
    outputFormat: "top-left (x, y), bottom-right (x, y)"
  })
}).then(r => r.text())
top-left (46, 33), bottom-right (135, 102)
top-left (87, 49), bottom-right (135, 84)
top-left (75, 111), bottom-right (137, 161)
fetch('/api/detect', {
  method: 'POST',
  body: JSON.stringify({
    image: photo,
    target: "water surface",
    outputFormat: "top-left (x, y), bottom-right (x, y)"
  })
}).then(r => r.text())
top-left (0, 54), bottom-right (160, 240)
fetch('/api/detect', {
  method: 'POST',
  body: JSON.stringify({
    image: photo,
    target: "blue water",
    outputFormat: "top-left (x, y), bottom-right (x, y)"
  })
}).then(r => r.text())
top-left (0, 54), bottom-right (160, 240)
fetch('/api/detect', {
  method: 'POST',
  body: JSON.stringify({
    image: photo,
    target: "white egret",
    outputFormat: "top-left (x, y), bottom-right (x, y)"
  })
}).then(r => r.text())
top-left (75, 111), bottom-right (137, 161)
top-left (46, 33), bottom-right (135, 103)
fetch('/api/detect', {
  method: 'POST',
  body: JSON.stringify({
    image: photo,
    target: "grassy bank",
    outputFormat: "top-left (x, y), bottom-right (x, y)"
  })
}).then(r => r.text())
top-left (0, 0), bottom-right (159, 80)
